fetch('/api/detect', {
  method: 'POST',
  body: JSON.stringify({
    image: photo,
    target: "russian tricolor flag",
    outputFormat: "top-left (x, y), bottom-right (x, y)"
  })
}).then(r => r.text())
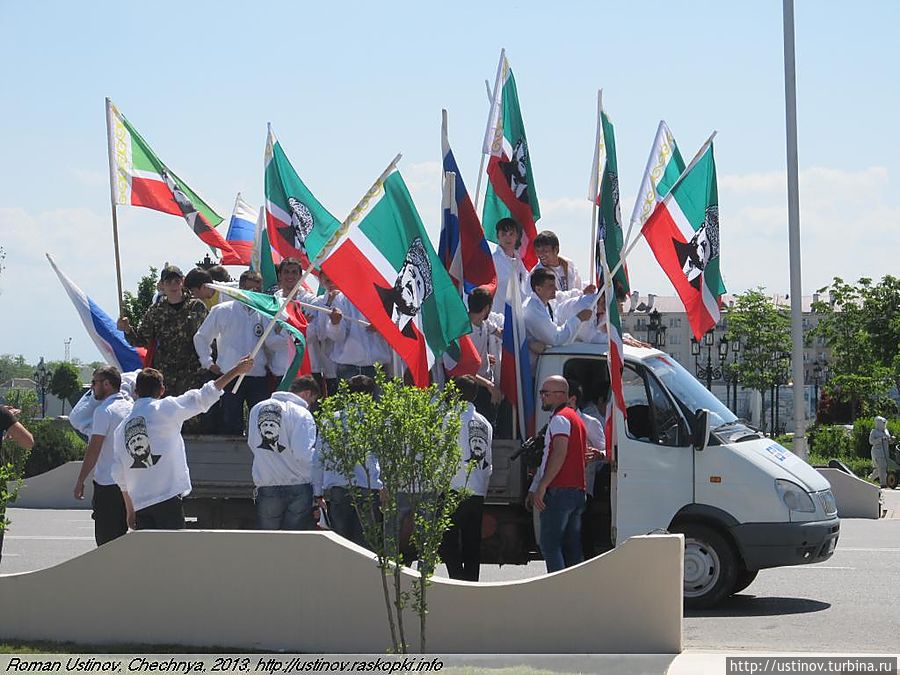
top-left (439, 110), bottom-right (497, 298)
top-left (500, 275), bottom-right (534, 439)
top-left (220, 193), bottom-right (256, 265)
top-left (47, 254), bottom-right (144, 373)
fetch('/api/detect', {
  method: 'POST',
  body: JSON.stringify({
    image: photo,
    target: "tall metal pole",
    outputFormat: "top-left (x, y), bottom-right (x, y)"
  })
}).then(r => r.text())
top-left (783, 0), bottom-right (807, 458)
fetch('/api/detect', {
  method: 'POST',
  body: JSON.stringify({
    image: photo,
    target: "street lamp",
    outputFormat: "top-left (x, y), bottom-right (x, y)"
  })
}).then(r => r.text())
top-left (770, 351), bottom-right (791, 435)
top-left (692, 329), bottom-right (726, 390)
top-left (647, 309), bottom-right (667, 349)
top-left (33, 357), bottom-right (50, 418)
top-left (812, 356), bottom-right (828, 418)
top-left (721, 338), bottom-right (741, 412)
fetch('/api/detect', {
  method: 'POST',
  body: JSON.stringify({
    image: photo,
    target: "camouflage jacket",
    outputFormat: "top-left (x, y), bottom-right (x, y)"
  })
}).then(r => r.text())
top-left (126, 297), bottom-right (208, 387)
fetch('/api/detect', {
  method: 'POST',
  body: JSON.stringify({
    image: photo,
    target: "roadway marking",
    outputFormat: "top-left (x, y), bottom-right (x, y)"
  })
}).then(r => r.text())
top-left (4, 536), bottom-right (95, 541)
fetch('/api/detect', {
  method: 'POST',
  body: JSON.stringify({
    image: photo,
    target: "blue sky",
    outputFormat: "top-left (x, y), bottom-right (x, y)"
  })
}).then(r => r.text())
top-left (1, 1), bottom-right (898, 364)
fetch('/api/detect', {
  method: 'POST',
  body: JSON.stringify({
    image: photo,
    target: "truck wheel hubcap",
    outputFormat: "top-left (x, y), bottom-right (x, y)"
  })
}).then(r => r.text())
top-left (683, 537), bottom-right (720, 597)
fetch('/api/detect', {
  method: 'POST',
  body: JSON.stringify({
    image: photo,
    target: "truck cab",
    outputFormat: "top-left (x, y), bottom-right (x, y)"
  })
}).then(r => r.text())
top-left (518, 342), bottom-right (840, 607)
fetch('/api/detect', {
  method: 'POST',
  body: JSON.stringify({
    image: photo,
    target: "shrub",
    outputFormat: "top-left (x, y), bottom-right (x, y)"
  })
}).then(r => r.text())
top-left (852, 417), bottom-right (900, 459)
top-left (4, 419), bottom-right (85, 478)
top-left (807, 424), bottom-right (853, 459)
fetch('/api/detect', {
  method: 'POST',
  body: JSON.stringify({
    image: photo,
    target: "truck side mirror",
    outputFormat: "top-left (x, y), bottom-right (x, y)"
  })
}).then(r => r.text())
top-left (693, 409), bottom-right (710, 451)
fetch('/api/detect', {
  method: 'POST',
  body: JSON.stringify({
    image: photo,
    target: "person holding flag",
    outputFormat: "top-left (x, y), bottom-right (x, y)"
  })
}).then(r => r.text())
top-left (490, 217), bottom-right (532, 315)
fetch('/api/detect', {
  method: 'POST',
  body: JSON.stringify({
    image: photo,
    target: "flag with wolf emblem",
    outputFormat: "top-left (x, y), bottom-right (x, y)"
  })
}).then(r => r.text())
top-left (481, 50), bottom-right (541, 270)
top-left (106, 99), bottom-right (234, 259)
top-left (642, 136), bottom-right (725, 340)
top-left (319, 165), bottom-right (470, 387)
top-left (588, 92), bottom-right (629, 296)
top-left (264, 124), bottom-right (341, 268)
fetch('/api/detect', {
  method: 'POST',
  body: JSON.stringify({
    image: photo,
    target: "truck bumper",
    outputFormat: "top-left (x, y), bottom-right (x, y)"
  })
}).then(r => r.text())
top-left (730, 517), bottom-right (840, 571)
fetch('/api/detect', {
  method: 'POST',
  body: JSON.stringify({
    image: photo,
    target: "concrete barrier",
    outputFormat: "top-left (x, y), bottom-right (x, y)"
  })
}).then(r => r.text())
top-left (0, 530), bottom-right (683, 653)
top-left (817, 468), bottom-right (882, 519)
top-left (8, 461), bottom-right (91, 509)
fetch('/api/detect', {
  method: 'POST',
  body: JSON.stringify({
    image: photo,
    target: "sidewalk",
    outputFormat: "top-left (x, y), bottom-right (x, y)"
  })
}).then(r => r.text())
top-left (881, 487), bottom-right (900, 518)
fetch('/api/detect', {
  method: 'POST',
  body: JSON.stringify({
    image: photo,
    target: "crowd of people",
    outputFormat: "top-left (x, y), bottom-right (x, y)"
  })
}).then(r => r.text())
top-left (59, 218), bottom-right (643, 577)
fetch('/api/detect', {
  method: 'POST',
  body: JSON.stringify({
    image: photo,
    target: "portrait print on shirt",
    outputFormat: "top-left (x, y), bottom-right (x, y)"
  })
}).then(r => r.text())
top-left (124, 417), bottom-right (160, 469)
top-left (377, 237), bottom-right (434, 336)
top-left (256, 403), bottom-right (286, 453)
top-left (467, 419), bottom-right (490, 470)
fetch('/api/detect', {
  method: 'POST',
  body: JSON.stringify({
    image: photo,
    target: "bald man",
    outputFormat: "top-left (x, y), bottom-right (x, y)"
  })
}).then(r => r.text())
top-left (532, 375), bottom-right (589, 573)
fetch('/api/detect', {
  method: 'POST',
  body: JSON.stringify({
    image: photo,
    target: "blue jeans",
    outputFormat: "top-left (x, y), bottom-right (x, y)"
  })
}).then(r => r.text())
top-left (539, 487), bottom-right (586, 573)
top-left (255, 483), bottom-right (315, 530)
top-left (336, 364), bottom-right (376, 382)
top-left (220, 375), bottom-right (269, 435)
top-left (326, 486), bottom-right (382, 548)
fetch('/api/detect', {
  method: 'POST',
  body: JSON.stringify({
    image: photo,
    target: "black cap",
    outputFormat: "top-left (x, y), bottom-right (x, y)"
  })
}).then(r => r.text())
top-left (159, 265), bottom-right (183, 282)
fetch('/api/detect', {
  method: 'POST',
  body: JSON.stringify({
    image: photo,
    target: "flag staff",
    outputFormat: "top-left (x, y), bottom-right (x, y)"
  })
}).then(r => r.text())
top-left (104, 98), bottom-right (125, 317)
top-left (233, 152), bottom-right (403, 393)
top-left (474, 49), bottom-right (505, 211)
top-left (606, 130), bottom-right (717, 284)
top-left (589, 90), bottom-right (603, 286)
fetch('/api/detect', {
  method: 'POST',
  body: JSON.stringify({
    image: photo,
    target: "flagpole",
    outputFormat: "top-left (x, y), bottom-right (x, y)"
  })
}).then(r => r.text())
top-left (474, 49), bottom-right (505, 211)
top-left (104, 98), bottom-right (125, 317)
top-left (233, 153), bottom-right (403, 392)
top-left (606, 130), bottom-right (718, 284)
top-left (589, 90), bottom-right (603, 287)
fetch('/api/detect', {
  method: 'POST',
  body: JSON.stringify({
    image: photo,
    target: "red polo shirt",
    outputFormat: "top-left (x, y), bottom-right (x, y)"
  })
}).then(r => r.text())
top-left (543, 405), bottom-right (587, 490)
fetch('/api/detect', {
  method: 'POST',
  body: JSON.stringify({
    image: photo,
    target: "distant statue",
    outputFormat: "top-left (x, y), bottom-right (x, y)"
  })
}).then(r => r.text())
top-left (869, 416), bottom-right (893, 489)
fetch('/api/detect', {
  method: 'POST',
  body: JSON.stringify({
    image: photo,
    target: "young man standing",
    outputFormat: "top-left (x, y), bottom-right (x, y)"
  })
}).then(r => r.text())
top-left (440, 375), bottom-right (493, 581)
top-left (533, 230), bottom-right (582, 292)
top-left (490, 217), bottom-right (532, 314)
top-left (193, 270), bottom-right (271, 434)
top-left (73, 366), bottom-right (133, 545)
top-left (532, 376), bottom-right (588, 573)
top-left (113, 357), bottom-right (254, 531)
top-left (247, 375), bottom-right (320, 530)
top-left (117, 265), bottom-right (208, 397)
top-left (524, 268), bottom-right (594, 367)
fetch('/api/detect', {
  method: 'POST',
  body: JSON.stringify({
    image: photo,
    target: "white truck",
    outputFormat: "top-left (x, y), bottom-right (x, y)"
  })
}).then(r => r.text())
top-left (180, 342), bottom-right (840, 608)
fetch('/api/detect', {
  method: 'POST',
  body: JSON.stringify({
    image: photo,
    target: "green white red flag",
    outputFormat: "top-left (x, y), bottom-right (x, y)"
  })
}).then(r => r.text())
top-left (250, 206), bottom-right (279, 292)
top-left (264, 124), bottom-right (341, 268)
top-left (630, 121), bottom-right (685, 230)
top-left (206, 282), bottom-right (310, 390)
top-left (588, 91), bottom-right (629, 296)
top-left (105, 99), bottom-right (233, 259)
top-left (641, 136), bottom-right (725, 340)
top-left (481, 50), bottom-right (541, 269)
top-left (319, 165), bottom-right (470, 387)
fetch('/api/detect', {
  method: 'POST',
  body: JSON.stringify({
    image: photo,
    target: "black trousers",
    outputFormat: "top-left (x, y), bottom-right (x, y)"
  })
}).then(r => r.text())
top-left (135, 496), bottom-right (185, 530)
top-left (92, 481), bottom-right (127, 546)
top-left (440, 494), bottom-right (485, 582)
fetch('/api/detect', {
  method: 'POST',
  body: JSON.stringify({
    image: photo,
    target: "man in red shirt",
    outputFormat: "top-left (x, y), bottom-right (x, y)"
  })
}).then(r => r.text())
top-left (533, 375), bottom-right (588, 573)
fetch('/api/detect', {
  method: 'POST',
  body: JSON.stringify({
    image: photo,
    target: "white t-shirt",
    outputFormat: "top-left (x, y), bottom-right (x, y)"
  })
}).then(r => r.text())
top-left (534, 257), bottom-right (582, 292)
top-left (247, 392), bottom-right (318, 487)
top-left (90, 393), bottom-right (133, 486)
top-left (193, 300), bottom-right (271, 376)
top-left (113, 382), bottom-right (223, 512)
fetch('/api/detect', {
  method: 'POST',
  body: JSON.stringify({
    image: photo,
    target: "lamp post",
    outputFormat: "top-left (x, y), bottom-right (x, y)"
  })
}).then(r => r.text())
top-left (33, 357), bottom-right (50, 418)
top-left (770, 351), bottom-right (791, 435)
top-left (691, 329), bottom-right (727, 390)
top-left (647, 309), bottom-right (667, 349)
top-left (722, 338), bottom-right (741, 412)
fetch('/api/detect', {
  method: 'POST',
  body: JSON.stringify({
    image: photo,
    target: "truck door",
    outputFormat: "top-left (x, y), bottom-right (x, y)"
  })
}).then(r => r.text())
top-left (614, 363), bottom-right (693, 543)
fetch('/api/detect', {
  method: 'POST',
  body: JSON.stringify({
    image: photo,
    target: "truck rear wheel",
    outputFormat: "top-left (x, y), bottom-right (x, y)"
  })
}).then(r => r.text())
top-left (672, 523), bottom-right (738, 609)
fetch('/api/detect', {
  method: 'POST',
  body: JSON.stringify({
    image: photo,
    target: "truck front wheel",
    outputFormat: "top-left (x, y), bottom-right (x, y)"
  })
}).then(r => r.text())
top-left (672, 522), bottom-right (738, 609)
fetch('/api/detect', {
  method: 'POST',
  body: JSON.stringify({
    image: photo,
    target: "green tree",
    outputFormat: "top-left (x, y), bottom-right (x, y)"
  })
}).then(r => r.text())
top-left (0, 354), bottom-right (35, 383)
top-left (121, 266), bottom-right (158, 327)
top-left (316, 370), bottom-right (464, 654)
top-left (724, 289), bottom-right (792, 432)
top-left (48, 362), bottom-right (82, 414)
top-left (811, 276), bottom-right (899, 418)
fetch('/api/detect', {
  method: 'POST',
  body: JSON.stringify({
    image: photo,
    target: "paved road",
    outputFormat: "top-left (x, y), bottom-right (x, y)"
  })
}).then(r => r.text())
top-left (2, 491), bottom-right (899, 653)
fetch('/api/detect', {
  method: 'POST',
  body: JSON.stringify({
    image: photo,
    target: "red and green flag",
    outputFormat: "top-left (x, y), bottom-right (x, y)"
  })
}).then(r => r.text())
top-left (630, 121), bottom-right (685, 230)
top-left (642, 136), bottom-right (725, 340)
top-left (320, 164), bottom-right (471, 387)
top-left (481, 50), bottom-right (540, 270)
top-left (105, 99), bottom-right (234, 259)
top-left (264, 124), bottom-right (341, 269)
top-left (206, 282), bottom-right (310, 390)
top-left (588, 92), bottom-right (629, 296)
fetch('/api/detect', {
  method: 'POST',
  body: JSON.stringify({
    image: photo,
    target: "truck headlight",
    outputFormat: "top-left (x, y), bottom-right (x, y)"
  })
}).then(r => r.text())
top-left (775, 479), bottom-right (816, 513)
top-left (818, 489), bottom-right (837, 515)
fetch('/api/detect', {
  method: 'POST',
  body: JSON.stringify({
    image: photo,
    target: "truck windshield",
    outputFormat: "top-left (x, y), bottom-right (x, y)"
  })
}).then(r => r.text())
top-left (644, 355), bottom-right (737, 428)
